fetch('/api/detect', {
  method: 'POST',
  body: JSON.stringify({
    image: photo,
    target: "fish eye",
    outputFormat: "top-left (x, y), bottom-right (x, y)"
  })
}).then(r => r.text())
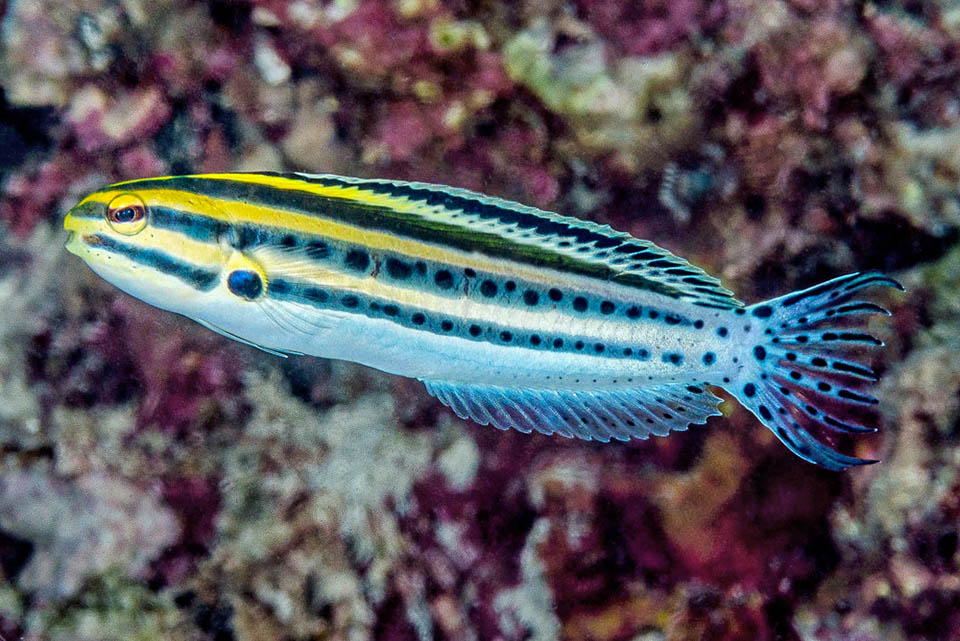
top-left (105, 193), bottom-right (148, 235)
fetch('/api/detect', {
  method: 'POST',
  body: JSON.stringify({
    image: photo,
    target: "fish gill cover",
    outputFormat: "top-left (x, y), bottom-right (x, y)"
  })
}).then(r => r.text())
top-left (0, 1), bottom-right (958, 640)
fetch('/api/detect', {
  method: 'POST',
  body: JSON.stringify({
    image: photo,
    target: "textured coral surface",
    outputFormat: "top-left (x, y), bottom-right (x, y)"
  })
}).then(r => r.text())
top-left (1, 1), bottom-right (959, 640)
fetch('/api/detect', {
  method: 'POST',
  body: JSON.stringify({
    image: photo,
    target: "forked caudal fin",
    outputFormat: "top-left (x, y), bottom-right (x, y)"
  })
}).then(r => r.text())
top-left (728, 272), bottom-right (903, 470)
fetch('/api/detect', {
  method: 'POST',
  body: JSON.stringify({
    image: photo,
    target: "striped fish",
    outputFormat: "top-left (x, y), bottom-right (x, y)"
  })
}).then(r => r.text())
top-left (63, 173), bottom-right (901, 470)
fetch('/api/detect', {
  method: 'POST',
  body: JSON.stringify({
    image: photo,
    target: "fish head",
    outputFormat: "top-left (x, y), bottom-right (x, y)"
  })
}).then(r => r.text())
top-left (63, 183), bottom-right (228, 317)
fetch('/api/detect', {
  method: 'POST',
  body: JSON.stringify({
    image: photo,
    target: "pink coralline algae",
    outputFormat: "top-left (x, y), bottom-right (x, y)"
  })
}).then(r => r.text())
top-left (576, 0), bottom-right (709, 56)
top-left (132, 321), bottom-right (247, 437)
top-left (754, 17), bottom-right (869, 131)
top-left (150, 476), bottom-right (222, 586)
top-left (66, 86), bottom-right (172, 154)
top-left (0, 160), bottom-right (77, 238)
top-left (26, 294), bottom-right (144, 409)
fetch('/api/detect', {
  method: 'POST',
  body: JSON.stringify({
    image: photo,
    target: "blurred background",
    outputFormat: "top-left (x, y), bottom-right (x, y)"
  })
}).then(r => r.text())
top-left (1, 0), bottom-right (959, 639)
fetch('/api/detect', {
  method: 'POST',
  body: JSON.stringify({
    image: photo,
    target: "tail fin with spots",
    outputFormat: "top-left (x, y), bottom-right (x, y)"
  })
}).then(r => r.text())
top-left (727, 272), bottom-right (902, 470)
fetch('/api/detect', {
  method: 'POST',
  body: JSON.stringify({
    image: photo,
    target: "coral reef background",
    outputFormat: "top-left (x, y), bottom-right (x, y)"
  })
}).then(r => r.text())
top-left (1, 0), bottom-right (959, 639)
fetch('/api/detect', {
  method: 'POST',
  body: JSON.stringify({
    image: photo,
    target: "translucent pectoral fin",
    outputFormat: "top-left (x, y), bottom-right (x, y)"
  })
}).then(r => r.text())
top-left (258, 297), bottom-right (340, 338)
top-left (195, 318), bottom-right (302, 358)
top-left (421, 380), bottom-right (723, 442)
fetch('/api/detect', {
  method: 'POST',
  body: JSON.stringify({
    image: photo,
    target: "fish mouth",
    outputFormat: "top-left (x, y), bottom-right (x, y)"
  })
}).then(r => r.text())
top-left (64, 231), bottom-right (81, 256)
top-left (63, 208), bottom-right (103, 257)
top-left (63, 213), bottom-right (81, 255)
top-left (63, 231), bottom-right (98, 257)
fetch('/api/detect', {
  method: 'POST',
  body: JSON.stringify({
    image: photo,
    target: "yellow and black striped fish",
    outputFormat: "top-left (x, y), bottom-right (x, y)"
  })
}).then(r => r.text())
top-left (63, 173), bottom-right (901, 470)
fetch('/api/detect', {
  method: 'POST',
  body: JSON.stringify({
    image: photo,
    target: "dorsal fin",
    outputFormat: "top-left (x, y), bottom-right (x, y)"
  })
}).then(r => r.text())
top-left (290, 173), bottom-right (742, 309)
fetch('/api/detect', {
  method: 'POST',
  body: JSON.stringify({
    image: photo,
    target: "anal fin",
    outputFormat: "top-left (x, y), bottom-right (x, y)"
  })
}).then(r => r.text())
top-left (421, 380), bottom-right (723, 442)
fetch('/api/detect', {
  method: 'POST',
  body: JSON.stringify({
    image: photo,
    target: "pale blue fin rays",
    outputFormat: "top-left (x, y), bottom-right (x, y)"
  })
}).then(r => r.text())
top-left (421, 380), bottom-right (723, 442)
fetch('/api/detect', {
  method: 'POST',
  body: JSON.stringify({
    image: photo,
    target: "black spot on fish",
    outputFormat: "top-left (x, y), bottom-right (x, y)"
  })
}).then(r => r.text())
top-left (694, 320), bottom-right (704, 329)
top-left (626, 306), bottom-right (641, 319)
top-left (500, 331), bottom-right (513, 342)
top-left (594, 343), bottom-right (605, 353)
top-left (754, 346), bottom-right (766, 360)
top-left (600, 301), bottom-right (615, 315)
top-left (464, 268), bottom-right (476, 278)
top-left (435, 270), bottom-right (454, 289)
top-left (553, 338), bottom-right (564, 348)
top-left (649, 310), bottom-right (659, 319)
top-left (575, 341), bottom-right (585, 350)
top-left (573, 297), bottom-right (588, 312)
top-left (759, 405), bottom-right (772, 420)
top-left (524, 290), bottom-right (539, 306)
top-left (717, 327), bottom-right (728, 337)
top-left (386, 258), bottom-right (412, 279)
top-left (752, 305), bottom-right (773, 318)
top-left (811, 357), bottom-right (827, 367)
top-left (480, 280), bottom-right (498, 297)
top-left (341, 295), bottom-right (359, 308)
top-left (702, 352), bottom-right (715, 365)
top-left (412, 313), bottom-right (426, 325)
top-left (382, 304), bottom-right (399, 317)
top-left (743, 383), bottom-right (756, 398)
top-left (344, 250), bottom-right (370, 272)
top-left (786, 352), bottom-right (797, 361)
top-left (505, 280), bottom-right (516, 292)
top-left (548, 288), bottom-right (563, 302)
top-left (441, 320), bottom-right (453, 331)
top-left (530, 334), bottom-right (541, 346)
top-left (469, 324), bottom-right (481, 336)
top-left (664, 314), bottom-right (682, 325)
top-left (662, 353), bottom-right (683, 366)
top-left (817, 382), bottom-right (831, 391)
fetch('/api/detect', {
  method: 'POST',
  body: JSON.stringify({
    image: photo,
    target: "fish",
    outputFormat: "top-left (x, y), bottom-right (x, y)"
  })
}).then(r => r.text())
top-left (63, 172), bottom-right (902, 470)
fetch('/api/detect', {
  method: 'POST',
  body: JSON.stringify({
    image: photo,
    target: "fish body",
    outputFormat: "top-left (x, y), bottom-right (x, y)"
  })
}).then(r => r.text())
top-left (64, 172), bottom-right (901, 470)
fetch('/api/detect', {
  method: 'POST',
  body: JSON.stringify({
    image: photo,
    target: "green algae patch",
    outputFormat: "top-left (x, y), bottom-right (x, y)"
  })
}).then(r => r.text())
top-left (27, 569), bottom-right (197, 641)
top-left (504, 20), bottom-right (698, 169)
